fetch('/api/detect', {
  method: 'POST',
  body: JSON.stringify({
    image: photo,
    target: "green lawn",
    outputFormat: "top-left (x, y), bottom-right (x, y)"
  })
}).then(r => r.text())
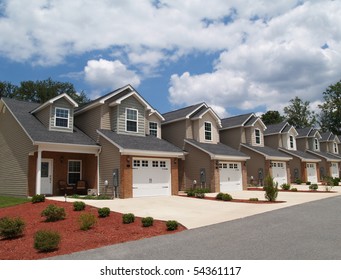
top-left (0, 196), bottom-right (31, 208)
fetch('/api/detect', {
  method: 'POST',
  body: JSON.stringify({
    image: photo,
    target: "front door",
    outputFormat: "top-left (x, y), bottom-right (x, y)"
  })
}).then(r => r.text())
top-left (41, 159), bottom-right (53, 195)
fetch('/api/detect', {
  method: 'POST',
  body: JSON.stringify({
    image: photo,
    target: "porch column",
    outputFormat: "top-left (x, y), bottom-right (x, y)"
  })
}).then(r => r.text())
top-left (35, 148), bottom-right (42, 195)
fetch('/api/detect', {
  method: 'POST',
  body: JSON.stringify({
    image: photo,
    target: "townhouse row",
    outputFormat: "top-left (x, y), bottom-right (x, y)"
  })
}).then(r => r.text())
top-left (0, 85), bottom-right (340, 198)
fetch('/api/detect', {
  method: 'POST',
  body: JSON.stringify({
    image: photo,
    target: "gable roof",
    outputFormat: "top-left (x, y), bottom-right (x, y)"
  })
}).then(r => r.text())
top-left (241, 143), bottom-right (292, 161)
top-left (30, 93), bottom-right (78, 114)
top-left (296, 127), bottom-right (321, 138)
top-left (307, 150), bottom-right (341, 162)
top-left (75, 84), bottom-right (164, 120)
top-left (97, 129), bottom-right (184, 157)
top-left (220, 113), bottom-right (267, 130)
top-left (264, 121), bottom-right (298, 136)
top-left (320, 132), bottom-right (339, 143)
top-left (279, 148), bottom-right (321, 162)
top-left (1, 97), bottom-right (98, 147)
top-left (162, 103), bottom-right (207, 124)
top-left (185, 139), bottom-right (250, 161)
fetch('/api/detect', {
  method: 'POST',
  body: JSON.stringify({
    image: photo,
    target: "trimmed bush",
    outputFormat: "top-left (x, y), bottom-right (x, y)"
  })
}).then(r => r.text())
top-left (294, 178), bottom-right (302, 185)
top-left (333, 177), bottom-right (340, 186)
top-left (263, 174), bottom-right (278, 202)
top-left (166, 220), bottom-right (178, 231)
top-left (78, 213), bottom-right (97, 230)
top-left (281, 183), bottom-right (291, 191)
top-left (309, 184), bottom-right (318, 191)
top-left (141, 217), bottom-right (154, 227)
top-left (306, 181), bottom-right (311, 185)
top-left (34, 230), bottom-right (61, 252)
top-left (291, 188), bottom-right (298, 192)
top-left (195, 192), bottom-right (205, 199)
top-left (185, 189), bottom-right (195, 197)
top-left (222, 193), bottom-right (233, 201)
top-left (31, 194), bottom-right (45, 203)
top-left (249, 198), bottom-right (259, 201)
top-left (216, 192), bottom-right (224, 200)
top-left (41, 204), bottom-right (66, 222)
top-left (122, 213), bottom-right (135, 224)
top-left (98, 207), bottom-right (111, 218)
top-left (0, 216), bottom-right (25, 239)
top-left (73, 201), bottom-right (86, 211)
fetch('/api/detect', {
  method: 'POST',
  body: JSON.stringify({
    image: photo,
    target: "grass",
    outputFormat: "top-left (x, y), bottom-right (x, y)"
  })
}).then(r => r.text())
top-left (0, 196), bottom-right (31, 208)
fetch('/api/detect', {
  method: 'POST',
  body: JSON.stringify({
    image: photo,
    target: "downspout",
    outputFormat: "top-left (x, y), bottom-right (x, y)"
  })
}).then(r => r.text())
top-left (35, 147), bottom-right (42, 195)
top-left (96, 146), bottom-right (102, 195)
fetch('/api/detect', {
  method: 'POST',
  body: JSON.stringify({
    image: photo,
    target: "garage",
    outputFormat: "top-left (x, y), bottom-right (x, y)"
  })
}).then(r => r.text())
top-left (306, 163), bottom-right (318, 183)
top-left (330, 162), bottom-right (339, 178)
top-left (271, 161), bottom-right (287, 186)
top-left (219, 162), bottom-right (243, 192)
top-left (132, 158), bottom-right (171, 197)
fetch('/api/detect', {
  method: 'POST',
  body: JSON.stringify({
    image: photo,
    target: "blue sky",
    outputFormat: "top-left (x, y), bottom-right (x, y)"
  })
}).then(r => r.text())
top-left (1, 0), bottom-right (340, 117)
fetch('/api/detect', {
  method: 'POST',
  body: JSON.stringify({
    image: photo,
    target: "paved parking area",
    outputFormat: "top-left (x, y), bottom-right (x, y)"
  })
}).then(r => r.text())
top-left (48, 186), bottom-right (341, 229)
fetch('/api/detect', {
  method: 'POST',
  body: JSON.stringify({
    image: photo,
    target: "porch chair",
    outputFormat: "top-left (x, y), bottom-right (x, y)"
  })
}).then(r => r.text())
top-left (58, 180), bottom-right (74, 195)
top-left (76, 180), bottom-right (88, 195)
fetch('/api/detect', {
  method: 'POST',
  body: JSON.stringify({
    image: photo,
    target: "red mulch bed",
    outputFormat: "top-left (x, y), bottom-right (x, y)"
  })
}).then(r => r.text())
top-left (0, 200), bottom-right (186, 260)
top-left (247, 187), bottom-right (337, 193)
top-left (179, 195), bottom-right (285, 204)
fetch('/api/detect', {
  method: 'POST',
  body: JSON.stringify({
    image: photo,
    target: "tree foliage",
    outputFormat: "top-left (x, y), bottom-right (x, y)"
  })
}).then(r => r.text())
top-left (283, 96), bottom-right (317, 128)
top-left (261, 110), bottom-right (285, 125)
top-left (0, 78), bottom-right (90, 105)
top-left (318, 80), bottom-right (341, 135)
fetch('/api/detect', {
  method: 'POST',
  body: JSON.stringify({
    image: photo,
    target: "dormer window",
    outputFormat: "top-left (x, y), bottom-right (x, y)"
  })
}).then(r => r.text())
top-left (314, 138), bottom-right (320, 151)
top-left (149, 122), bottom-right (157, 137)
top-left (255, 129), bottom-right (261, 145)
top-left (55, 108), bottom-right (69, 128)
top-left (204, 122), bottom-right (212, 141)
top-left (126, 108), bottom-right (138, 132)
top-left (333, 142), bottom-right (338, 154)
top-left (289, 135), bottom-right (295, 149)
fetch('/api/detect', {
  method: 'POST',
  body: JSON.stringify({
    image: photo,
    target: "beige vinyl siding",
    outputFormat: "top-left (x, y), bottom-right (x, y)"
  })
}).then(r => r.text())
top-left (192, 119), bottom-right (200, 141)
top-left (98, 136), bottom-right (120, 194)
top-left (34, 105), bottom-right (50, 128)
top-left (219, 127), bottom-right (242, 150)
top-left (50, 98), bottom-right (74, 133)
top-left (264, 134), bottom-right (279, 149)
top-left (117, 96), bottom-right (145, 136)
top-left (0, 104), bottom-right (34, 197)
top-left (183, 142), bottom-right (211, 189)
top-left (185, 119), bottom-right (193, 139)
top-left (110, 106), bottom-right (118, 132)
top-left (197, 113), bottom-right (220, 144)
top-left (146, 114), bottom-right (161, 138)
top-left (74, 105), bottom-right (101, 141)
top-left (250, 122), bottom-right (264, 147)
top-left (296, 138), bottom-right (308, 151)
top-left (100, 103), bottom-right (111, 130)
top-left (162, 120), bottom-right (187, 148)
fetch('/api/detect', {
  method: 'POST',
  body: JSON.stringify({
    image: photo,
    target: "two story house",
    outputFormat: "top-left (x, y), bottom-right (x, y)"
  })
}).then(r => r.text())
top-left (74, 85), bottom-right (184, 198)
top-left (220, 114), bottom-right (292, 186)
top-left (264, 122), bottom-right (321, 183)
top-left (296, 128), bottom-right (341, 180)
top-left (0, 94), bottom-right (100, 197)
top-left (162, 103), bottom-right (249, 192)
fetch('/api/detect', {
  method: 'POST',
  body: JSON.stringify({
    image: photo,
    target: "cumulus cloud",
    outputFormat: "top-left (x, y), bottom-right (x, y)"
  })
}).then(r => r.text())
top-left (84, 59), bottom-right (140, 93)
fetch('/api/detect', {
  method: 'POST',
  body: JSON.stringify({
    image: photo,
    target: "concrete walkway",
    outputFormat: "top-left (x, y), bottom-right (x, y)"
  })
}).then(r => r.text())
top-left (48, 185), bottom-right (341, 229)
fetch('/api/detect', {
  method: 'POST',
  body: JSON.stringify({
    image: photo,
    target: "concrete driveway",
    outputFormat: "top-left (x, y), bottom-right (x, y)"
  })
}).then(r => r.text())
top-left (48, 186), bottom-right (341, 229)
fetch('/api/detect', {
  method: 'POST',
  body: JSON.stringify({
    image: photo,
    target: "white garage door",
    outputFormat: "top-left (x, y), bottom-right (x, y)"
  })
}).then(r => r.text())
top-left (271, 162), bottom-right (287, 186)
top-left (330, 162), bottom-right (339, 178)
top-left (306, 163), bottom-right (317, 183)
top-left (219, 162), bottom-right (242, 192)
top-left (132, 158), bottom-right (171, 197)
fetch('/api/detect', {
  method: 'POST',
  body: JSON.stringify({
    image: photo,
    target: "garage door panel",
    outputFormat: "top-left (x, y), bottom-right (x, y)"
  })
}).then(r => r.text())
top-left (271, 162), bottom-right (287, 185)
top-left (307, 163), bottom-right (317, 183)
top-left (219, 162), bottom-right (242, 192)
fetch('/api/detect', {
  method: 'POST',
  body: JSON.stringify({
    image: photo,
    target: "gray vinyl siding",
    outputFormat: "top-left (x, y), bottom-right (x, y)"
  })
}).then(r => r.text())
top-left (117, 96), bottom-right (145, 136)
top-left (100, 103), bottom-right (111, 130)
top-left (34, 105), bottom-right (50, 128)
top-left (146, 114), bottom-right (161, 138)
top-left (50, 98), bottom-right (74, 133)
top-left (296, 138), bottom-right (307, 151)
top-left (161, 120), bottom-right (187, 148)
top-left (98, 136), bottom-right (120, 194)
top-left (0, 104), bottom-right (34, 197)
top-left (74, 105), bottom-right (102, 141)
top-left (111, 106), bottom-right (118, 132)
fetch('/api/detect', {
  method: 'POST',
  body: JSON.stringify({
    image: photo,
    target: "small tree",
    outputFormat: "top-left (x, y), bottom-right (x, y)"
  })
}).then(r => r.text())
top-left (284, 96), bottom-right (317, 128)
top-left (263, 174), bottom-right (278, 202)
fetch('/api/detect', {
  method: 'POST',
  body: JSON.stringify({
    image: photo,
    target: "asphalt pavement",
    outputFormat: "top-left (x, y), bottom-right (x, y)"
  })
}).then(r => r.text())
top-left (48, 195), bottom-right (341, 260)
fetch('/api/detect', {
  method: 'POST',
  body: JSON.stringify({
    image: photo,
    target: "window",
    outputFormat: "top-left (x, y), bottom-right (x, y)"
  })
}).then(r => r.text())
top-left (149, 122), bottom-right (158, 137)
top-left (68, 160), bottom-right (81, 185)
top-left (55, 108), bottom-right (69, 128)
top-left (255, 129), bottom-right (261, 144)
top-left (204, 122), bottom-right (212, 141)
top-left (314, 138), bottom-right (319, 151)
top-left (160, 161), bottom-right (166, 168)
top-left (126, 108), bottom-right (138, 132)
top-left (152, 161), bottom-right (159, 167)
top-left (289, 135), bottom-right (294, 149)
top-left (142, 160), bottom-right (149, 167)
top-left (334, 143), bottom-right (338, 154)
top-left (133, 160), bottom-right (140, 167)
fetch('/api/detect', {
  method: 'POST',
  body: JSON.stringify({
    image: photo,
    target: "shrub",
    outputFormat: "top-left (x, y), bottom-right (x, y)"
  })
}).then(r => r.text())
top-left (141, 217), bottom-right (154, 227)
top-left (166, 220), bottom-right (178, 231)
top-left (291, 188), bottom-right (298, 192)
top-left (195, 192), bottom-right (205, 199)
top-left (333, 177), bottom-right (340, 186)
top-left (34, 230), bottom-right (61, 252)
top-left (263, 174), bottom-right (278, 202)
top-left (98, 207), bottom-right (111, 218)
top-left (221, 193), bottom-right (233, 201)
top-left (306, 181), bottom-right (311, 185)
top-left (0, 216), bottom-right (25, 239)
top-left (185, 189), bottom-right (195, 197)
top-left (249, 198), bottom-right (259, 201)
top-left (122, 213), bottom-right (135, 224)
top-left (309, 184), bottom-right (318, 191)
top-left (216, 192), bottom-right (224, 200)
top-left (294, 178), bottom-right (302, 185)
top-left (281, 183), bottom-right (291, 191)
top-left (73, 201), bottom-right (86, 211)
top-left (31, 194), bottom-right (45, 203)
top-left (41, 204), bottom-right (66, 222)
top-left (78, 213), bottom-right (97, 230)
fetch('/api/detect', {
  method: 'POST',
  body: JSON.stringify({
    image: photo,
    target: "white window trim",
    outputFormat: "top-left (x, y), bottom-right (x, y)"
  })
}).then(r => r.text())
top-left (333, 142), bottom-right (338, 154)
top-left (125, 108), bottom-right (138, 133)
top-left (204, 121), bottom-right (213, 142)
top-left (54, 107), bottom-right (70, 128)
top-left (67, 160), bottom-right (82, 185)
top-left (255, 128), bottom-right (261, 145)
top-left (288, 135), bottom-right (296, 150)
top-left (314, 138), bottom-right (320, 151)
top-left (149, 121), bottom-right (158, 137)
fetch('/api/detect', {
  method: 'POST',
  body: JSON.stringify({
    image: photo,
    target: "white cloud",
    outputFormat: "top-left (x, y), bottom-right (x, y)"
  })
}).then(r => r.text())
top-left (84, 59), bottom-right (140, 95)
